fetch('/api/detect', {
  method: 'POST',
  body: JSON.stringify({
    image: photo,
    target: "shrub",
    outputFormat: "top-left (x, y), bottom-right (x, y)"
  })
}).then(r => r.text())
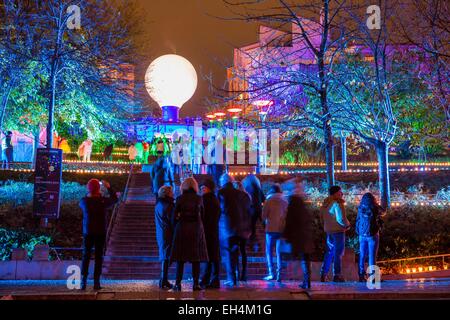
top-left (0, 228), bottom-right (51, 261)
top-left (0, 181), bottom-right (87, 208)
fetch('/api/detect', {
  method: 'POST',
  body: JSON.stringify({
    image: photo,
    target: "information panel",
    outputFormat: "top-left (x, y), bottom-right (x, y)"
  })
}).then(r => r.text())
top-left (33, 148), bottom-right (63, 219)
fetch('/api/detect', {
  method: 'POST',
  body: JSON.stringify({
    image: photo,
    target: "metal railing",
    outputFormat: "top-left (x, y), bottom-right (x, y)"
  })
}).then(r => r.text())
top-left (378, 253), bottom-right (450, 264)
top-left (104, 164), bottom-right (134, 255)
top-left (377, 253), bottom-right (450, 274)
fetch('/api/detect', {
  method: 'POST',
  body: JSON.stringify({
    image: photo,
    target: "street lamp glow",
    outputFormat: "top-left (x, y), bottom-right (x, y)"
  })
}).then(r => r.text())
top-left (145, 54), bottom-right (198, 122)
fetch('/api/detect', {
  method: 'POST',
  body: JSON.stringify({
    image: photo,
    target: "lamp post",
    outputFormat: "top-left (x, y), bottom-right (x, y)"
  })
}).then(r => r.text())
top-left (253, 100), bottom-right (274, 174)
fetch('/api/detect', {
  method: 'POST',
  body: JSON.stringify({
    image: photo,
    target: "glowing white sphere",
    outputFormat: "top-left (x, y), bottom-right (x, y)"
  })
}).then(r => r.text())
top-left (145, 54), bottom-right (198, 109)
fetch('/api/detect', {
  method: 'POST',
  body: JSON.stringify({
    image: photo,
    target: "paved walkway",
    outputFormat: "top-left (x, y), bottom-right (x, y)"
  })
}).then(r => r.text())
top-left (1, 278), bottom-right (449, 300)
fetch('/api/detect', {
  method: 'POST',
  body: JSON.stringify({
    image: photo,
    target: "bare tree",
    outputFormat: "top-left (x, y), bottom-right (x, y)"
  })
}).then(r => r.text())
top-left (221, 0), bottom-right (356, 187)
top-left (328, 1), bottom-right (428, 208)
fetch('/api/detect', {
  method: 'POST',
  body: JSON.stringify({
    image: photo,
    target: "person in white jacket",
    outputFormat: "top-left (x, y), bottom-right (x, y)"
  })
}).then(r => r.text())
top-left (261, 184), bottom-right (288, 281)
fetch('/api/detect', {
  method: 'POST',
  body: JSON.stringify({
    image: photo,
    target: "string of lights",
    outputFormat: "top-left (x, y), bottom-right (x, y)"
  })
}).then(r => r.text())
top-left (1, 168), bottom-right (129, 175)
top-left (228, 166), bottom-right (450, 176)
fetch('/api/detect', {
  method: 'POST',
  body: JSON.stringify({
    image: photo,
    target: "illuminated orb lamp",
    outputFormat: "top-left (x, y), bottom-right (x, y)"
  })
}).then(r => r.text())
top-left (145, 54), bottom-right (198, 122)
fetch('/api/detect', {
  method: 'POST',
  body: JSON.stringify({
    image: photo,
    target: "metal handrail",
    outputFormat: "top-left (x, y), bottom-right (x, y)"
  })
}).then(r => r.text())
top-left (104, 164), bottom-right (134, 255)
top-left (377, 253), bottom-right (450, 264)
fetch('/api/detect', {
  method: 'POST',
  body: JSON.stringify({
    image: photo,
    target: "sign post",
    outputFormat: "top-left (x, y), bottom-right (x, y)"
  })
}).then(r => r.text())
top-left (33, 148), bottom-right (63, 223)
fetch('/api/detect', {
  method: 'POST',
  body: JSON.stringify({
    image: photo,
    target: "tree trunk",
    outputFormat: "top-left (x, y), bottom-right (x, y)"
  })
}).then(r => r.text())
top-left (375, 141), bottom-right (390, 209)
top-left (341, 135), bottom-right (348, 171)
top-left (324, 126), bottom-right (335, 187)
top-left (32, 126), bottom-right (40, 169)
top-left (47, 64), bottom-right (57, 149)
top-left (317, 8), bottom-right (335, 188)
top-left (320, 87), bottom-right (335, 187)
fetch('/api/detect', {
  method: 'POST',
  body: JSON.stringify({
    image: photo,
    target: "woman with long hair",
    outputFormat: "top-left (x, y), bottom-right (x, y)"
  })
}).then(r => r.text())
top-left (170, 177), bottom-right (209, 291)
top-left (356, 192), bottom-right (385, 282)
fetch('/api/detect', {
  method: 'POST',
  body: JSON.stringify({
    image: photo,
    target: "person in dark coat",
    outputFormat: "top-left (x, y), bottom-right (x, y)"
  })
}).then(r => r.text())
top-left (199, 179), bottom-right (221, 289)
top-left (283, 182), bottom-right (314, 289)
top-left (242, 174), bottom-right (266, 250)
top-left (170, 177), bottom-right (209, 291)
top-left (103, 144), bottom-right (113, 161)
top-left (218, 174), bottom-right (252, 286)
top-left (155, 185), bottom-right (175, 289)
top-left (151, 156), bottom-right (175, 196)
top-left (79, 179), bottom-right (118, 290)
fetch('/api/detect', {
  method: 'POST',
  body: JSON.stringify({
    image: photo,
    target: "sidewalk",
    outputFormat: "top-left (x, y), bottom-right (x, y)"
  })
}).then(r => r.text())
top-left (1, 278), bottom-right (449, 300)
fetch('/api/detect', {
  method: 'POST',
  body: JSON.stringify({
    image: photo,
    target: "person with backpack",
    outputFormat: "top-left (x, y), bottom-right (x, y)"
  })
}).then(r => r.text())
top-left (356, 192), bottom-right (385, 282)
top-left (320, 186), bottom-right (351, 282)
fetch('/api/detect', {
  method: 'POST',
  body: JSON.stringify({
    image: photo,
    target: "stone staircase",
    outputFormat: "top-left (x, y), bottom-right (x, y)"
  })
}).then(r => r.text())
top-left (103, 173), bottom-right (164, 279)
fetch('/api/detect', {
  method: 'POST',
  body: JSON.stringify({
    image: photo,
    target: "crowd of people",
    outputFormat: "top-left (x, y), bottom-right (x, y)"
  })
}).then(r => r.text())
top-left (151, 168), bottom-right (385, 291)
top-left (79, 159), bottom-right (385, 291)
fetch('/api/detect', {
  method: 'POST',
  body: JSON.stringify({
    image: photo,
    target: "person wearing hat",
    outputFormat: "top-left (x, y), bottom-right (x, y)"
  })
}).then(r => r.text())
top-left (79, 179), bottom-right (118, 290)
top-left (199, 179), bottom-right (221, 289)
top-left (1, 131), bottom-right (13, 169)
top-left (320, 186), bottom-right (351, 283)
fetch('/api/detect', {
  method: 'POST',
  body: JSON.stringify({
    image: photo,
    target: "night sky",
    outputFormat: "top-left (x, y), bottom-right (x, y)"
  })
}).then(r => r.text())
top-left (134, 0), bottom-right (259, 117)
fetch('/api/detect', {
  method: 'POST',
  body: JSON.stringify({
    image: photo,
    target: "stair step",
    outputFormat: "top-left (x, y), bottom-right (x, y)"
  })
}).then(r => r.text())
top-left (113, 229), bottom-right (155, 233)
top-left (107, 246), bottom-right (157, 250)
